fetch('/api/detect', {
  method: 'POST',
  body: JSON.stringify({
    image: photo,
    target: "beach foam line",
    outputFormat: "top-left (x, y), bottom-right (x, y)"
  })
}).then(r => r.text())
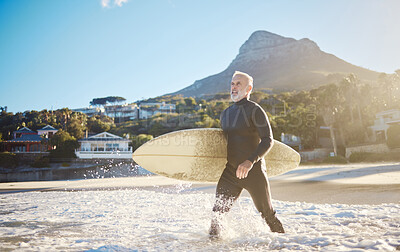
top-left (273, 162), bottom-right (400, 185)
top-left (1, 163), bottom-right (400, 204)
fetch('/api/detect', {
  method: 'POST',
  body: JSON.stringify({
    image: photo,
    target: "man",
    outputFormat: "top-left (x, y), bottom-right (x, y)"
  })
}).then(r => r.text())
top-left (209, 71), bottom-right (284, 238)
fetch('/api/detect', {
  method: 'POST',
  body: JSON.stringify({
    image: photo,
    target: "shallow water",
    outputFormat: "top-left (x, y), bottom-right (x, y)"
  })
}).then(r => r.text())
top-left (1, 186), bottom-right (399, 251)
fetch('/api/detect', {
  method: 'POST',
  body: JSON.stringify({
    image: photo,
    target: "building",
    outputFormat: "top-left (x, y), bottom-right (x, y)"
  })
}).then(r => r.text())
top-left (370, 109), bottom-right (400, 142)
top-left (104, 104), bottom-right (139, 122)
top-left (281, 133), bottom-right (301, 151)
top-left (72, 106), bottom-right (105, 117)
top-left (37, 125), bottom-right (58, 139)
top-left (73, 102), bottom-right (176, 122)
top-left (75, 132), bottom-right (132, 159)
top-left (2, 125), bottom-right (57, 153)
top-left (138, 102), bottom-right (176, 119)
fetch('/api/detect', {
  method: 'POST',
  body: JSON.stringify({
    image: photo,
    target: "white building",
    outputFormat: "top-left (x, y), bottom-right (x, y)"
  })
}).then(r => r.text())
top-left (138, 102), bottom-right (176, 119)
top-left (37, 125), bottom-right (58, 139)
top-left (104, 104), bottom-right (139, 121)
top-left (370, 109), bottom-right (400, 142)
top-left (72, 106), bottom-right (105, 117)
top-left (73, 102), bottom-right (176, 121)
top-left (75, 132), bottom-right (132, 159)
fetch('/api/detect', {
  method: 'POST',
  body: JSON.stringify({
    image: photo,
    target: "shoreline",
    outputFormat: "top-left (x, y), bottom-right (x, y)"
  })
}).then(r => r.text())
top-left (1, 162), bottom-right (399, 205)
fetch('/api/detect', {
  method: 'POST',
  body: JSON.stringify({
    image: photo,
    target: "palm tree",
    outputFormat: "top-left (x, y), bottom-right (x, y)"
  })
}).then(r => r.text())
top-left (339, 74), bottom-right (357, 123)
top-left (310, 84), bottom-right (343, 156)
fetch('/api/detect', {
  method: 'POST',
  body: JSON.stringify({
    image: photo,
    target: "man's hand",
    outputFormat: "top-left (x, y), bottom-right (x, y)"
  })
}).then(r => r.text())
top-left (236, 160), bottom-right (253, 179)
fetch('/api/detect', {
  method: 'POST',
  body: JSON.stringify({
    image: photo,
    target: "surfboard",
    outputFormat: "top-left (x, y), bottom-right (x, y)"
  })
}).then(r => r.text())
top-left (132, 128), bottom-right (301, 182)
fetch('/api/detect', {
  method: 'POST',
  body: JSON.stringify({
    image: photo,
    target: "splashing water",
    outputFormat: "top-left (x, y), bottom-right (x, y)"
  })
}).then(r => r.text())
top-left (1, 187), bottom-right (399, 251)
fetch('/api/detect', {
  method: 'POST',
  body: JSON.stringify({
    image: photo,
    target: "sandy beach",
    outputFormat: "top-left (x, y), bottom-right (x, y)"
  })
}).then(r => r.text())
top-left (1, 162), bottom-right (400, 251)
top-left (1, 162), bottom-right (400, 204)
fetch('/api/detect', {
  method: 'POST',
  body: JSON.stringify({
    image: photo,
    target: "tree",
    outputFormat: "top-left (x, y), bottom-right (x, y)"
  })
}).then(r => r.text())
top-left (183, 97), bottom-right (197, 113)
top-left (283, 104), bottom-right (319, 149)
top-left (107, 96), bottom-right (126, 105)
top-left (90, 96), bottom-right (126, 107)
top-left (131, 134), bottom-right (153, 150)
top-left (67, 118), bottom-right (86, 139)
top-left (310, 84), bottom-right (344, 155)
top-left (49, 130), bottom-right (79, 158)
top-left (148, 122), bottom-right (167, 137)
top-left (56, 108), bottom-right (72, 130)
top-left (249, 91), bottom-right (266, 104)
top-left (90, 97), bottom-right (108, 107)
top-left (339, 74), bottom-right (358, 123)
top-left (50, 130), bottom-right (75, 148)
top-left (378, 73), bottom-right (397, 109)
top-left (87, 116), bottom-right (114, 133)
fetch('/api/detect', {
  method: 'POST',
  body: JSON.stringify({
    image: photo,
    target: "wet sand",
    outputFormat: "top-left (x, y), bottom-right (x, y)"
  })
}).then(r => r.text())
top-left (1, 162), bottom-right (399, 205)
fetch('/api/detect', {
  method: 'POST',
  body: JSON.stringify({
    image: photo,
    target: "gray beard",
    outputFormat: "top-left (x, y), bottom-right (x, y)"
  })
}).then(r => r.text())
top-left (231, 89), bottom-right (247, 102)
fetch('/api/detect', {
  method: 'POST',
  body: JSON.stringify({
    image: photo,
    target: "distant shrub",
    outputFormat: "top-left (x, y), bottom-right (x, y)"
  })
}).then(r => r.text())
top-left (131, 134), bottom-right (153, 150)
top-left (322, 155), bottom-right (348, 164)
top-left (348, 152), bottom-right (369, 163)
top-left (31, 156), bottom-right (50, 168)
top-left (387, 125), bottom-right (400, 148)
top-left (349, 151), bottom-right (400, 162)
top-left (0, 152), bottom-right (18, 168)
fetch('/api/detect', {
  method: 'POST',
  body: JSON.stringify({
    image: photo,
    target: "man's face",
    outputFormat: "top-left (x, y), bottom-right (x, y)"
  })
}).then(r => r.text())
top-left (231, 74), bottom-right (251, 102)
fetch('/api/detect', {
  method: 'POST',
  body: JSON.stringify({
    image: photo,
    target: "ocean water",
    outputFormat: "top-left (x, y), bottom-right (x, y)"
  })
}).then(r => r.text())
top-left (1, 186), bottom-right (399, 251)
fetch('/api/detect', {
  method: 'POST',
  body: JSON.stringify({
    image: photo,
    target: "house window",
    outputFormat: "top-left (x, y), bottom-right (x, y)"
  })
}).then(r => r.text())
top-left (106, 143), bottom-right (113, 151)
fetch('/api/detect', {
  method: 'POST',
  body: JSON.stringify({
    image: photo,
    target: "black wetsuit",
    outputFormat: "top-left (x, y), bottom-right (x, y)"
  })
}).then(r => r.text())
top-left (212, 97), bottom-right (284, 232)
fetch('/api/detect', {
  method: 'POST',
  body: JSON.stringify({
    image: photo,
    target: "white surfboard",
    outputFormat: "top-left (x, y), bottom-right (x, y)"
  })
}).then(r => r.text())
top-left (133, 128), bottom-right (301, 182)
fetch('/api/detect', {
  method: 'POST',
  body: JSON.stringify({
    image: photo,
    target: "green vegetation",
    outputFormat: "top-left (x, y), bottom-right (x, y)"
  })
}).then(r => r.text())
top-left (61, 162), bottom-right (71, 167)
top-left (349, 152), bottom-right (400, 163)
top-left (90, 96), bottom-right (126, 106)
top-left (1, 71), bottom-right (399, 161)
top-left (131, 134), bottom-right (153, 150)
top-left (387, 124), bottom-right (400, 148)
top-left (49, 130), bottom-right (80, 159)
top-left (31, 156), bottom-right (50, 168)
top-left (322, 155), bottom-right (348, 164)
top-left (0, 152), bottom-right (18, 168)
top-left (87, 115), bottom-right (114, 133)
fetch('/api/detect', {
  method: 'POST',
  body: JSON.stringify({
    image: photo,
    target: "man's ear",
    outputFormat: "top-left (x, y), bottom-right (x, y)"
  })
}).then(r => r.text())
top-left (247, 84), bottom-right (253, 94)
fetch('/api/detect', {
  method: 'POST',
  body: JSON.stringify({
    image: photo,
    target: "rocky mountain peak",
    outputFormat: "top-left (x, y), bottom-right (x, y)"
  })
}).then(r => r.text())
top-left (170, 30), bottom-right (380, 97)
top-left (239, 30), bottom-right (295, 55)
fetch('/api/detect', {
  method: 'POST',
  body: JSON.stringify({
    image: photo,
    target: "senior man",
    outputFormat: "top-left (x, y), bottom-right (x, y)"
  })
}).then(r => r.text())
top-left (209, 71), bottom-right (284, 238)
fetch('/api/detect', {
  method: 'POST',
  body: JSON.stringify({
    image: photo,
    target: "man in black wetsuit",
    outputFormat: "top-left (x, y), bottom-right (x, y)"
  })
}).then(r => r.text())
top-left (209, 71), bottom-right (285, 238)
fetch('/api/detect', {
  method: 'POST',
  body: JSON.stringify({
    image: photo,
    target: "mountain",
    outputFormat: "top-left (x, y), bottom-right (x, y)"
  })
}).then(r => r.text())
top-left (171, 30), bottom-right (381, 97)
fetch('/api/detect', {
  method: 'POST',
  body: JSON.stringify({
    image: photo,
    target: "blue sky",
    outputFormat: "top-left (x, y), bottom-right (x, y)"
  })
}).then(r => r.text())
top-left (1, 0), bottom-right (400, 113)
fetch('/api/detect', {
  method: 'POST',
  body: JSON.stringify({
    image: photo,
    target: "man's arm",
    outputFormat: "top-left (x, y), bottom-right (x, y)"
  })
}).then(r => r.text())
top-left (236, 105), bottom-right (273, 179)
top-left (247, 105), bottom-right (274, 164)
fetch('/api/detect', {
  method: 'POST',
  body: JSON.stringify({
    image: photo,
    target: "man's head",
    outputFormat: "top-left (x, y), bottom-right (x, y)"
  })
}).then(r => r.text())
top-left (230, 71), bottom-right (253, 102)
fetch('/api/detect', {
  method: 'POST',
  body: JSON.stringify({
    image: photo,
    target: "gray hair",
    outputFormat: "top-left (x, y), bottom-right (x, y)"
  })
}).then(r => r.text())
top-left (233, 71), bottom-right (253, 95)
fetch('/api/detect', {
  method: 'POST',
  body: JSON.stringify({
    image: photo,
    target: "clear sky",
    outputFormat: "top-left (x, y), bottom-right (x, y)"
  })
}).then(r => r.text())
top-left (1, 0), bottom-right (400, 113)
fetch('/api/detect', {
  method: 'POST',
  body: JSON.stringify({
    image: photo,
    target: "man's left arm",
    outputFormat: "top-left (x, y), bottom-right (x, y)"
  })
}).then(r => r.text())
top-left (236, 106), bottom-right (274, 179)
top-left (247, 105), bottom-right (274, 164)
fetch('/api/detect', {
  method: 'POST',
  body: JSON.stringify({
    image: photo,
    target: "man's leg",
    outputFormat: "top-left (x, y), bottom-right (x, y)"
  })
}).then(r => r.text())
top-left (210, 168), bottom-right (242, 237)
top-left (245, 166), bottom-right (285, 233)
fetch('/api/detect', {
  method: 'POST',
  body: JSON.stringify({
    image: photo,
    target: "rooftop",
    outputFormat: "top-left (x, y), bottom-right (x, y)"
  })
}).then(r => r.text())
top-left (38, 125), bottom-right (58, 131)
top-left (5, 134), bottom-right (45, 142)
top-left (14, 127), bottom-right (35, 134)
